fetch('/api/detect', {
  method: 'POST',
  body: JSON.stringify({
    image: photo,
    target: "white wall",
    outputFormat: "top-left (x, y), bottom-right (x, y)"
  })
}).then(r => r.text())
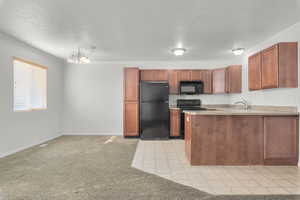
top-left (63, 59), bottom-right (241, 135)
top-left (230, 21), bottom-right (300, 108)
top-left (0, 32), bottom-right (64, 157)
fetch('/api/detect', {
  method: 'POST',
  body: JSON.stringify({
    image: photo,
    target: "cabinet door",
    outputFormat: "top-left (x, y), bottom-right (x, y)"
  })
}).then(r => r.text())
top-left (213, 68), bottom-right (227, 93)
top-left (227, 65), bottom-right (242, 93)
top-left (170, 109), bottom-right (180, 137)
top-left (264, 116), bottom-right (299, 165)
top-left (228, 116), bottom-right (264, 165)
top-left (168, 70), bottom-right (179, 94)
top-left (140, 70), bottom-right (168, 81)
top-left (278, 42), bottom-right (298, 88)
top-left (124, 102), bottom-right (139, 137)
top-left (124, 68), bottom-right (139, 101)
top-left (178, 70), bottom-right (191, 82)
top-left (191, 70), bottom-right (212, 94)
top-left (261, 45), bottom-right (279, 89)
top-left (248, 53), bottom-right (262, 90)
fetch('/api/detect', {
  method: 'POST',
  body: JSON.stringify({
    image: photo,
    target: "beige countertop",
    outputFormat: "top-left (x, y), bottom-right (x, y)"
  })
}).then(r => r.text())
top-left (169, 105), bottom-right (299, 116)
top-left (183, 107), bottom-right (299, 116)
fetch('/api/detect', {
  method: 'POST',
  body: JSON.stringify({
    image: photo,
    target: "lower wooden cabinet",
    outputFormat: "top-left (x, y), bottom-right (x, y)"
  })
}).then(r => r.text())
top-left (124, 101), bottom-right (139, 137)
top-left (170, 109), bottom-right (180, 137)
top-left (185, 115), bottom-right (298, 166)
top-left (185, 114), bottom-right (192, 162)
top-left (264, 116), bottom-right (299, 165)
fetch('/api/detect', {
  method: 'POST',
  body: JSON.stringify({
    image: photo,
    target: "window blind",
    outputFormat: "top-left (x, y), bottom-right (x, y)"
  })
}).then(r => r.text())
top-left (13, 59), bottom-right (47, 111)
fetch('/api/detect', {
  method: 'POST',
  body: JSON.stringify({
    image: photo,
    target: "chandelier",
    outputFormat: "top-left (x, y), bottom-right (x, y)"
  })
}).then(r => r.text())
top-left (67, 47), bottom-right (95, 64)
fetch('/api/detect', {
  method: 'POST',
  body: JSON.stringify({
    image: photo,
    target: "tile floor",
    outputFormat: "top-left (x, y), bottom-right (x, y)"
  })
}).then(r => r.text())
top-left (131, 139), bottom-right (300, 195)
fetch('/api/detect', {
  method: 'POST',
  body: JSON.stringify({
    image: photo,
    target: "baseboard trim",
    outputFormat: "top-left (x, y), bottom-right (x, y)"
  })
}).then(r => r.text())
top-left (62, 133), bottom-right (122, 136)
top-left (0, 134), bottom-right (62, 158)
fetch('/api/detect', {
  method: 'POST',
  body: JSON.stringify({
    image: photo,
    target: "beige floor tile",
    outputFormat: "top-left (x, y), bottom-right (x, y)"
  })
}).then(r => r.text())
top-left (132, 140), bottom-right (300, 195)
top-left (211, 186), bottom-right (232, 195)
top-left (223, 179), bottom-right (242, 187)
top-left (274, 179), bottom-right (297, 187)
top-left (230, 187), bottom-right (252, 195)
top-left (285, 187), bottom-right (300, 194)
top-left (267, 187), bottom-right (290, 194)
top-left (239, 179), bottom-right (260, 187)
top-left (248, 187), bottom-right (270, 195)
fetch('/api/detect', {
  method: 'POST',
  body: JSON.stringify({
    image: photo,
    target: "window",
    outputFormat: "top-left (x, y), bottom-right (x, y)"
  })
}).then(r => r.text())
top-left (13, 58), bottom-right (47, 111)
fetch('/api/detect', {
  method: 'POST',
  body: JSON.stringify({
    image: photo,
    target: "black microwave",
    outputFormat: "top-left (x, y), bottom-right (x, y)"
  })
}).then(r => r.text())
top-left (179, 81), bottom-right (204, 95)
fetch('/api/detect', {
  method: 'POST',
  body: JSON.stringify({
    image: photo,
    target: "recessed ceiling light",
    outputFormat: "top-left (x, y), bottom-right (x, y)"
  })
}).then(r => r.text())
top-left (232, 48), bottom-right (245, 55)
top-left (172, 48), bottom-right (186, 56)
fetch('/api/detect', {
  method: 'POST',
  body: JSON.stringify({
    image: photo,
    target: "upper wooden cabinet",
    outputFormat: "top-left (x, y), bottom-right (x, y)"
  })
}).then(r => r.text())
top-left (264, 116), bottom-right (299, 165)
top-left (191, 70), bottom-right (213, 94)
top-left (213, 68), bottom-right (227, 93)
top-left (168, 70), bottom-right (191, 94)
top-left (168, 70), bottom-right (213, 94)
top-left (140, 70), bottom-right (168, 81)
top-left (168, 70), bottom-right (179, 94)
top-left (261, 45), bottom-right (279, 88)
top-left (213, 66), bottom-right (242, 94)
top-left (227, 65), bottom-right (242, 93)
top-left (248, 42), bottom-right (298, 90)
top-left (248, 53), bottom-right (262, 90)
top-left (177, 70), bottom-right (192, 81)
top-left (124, 68), bottom-right (139, 101)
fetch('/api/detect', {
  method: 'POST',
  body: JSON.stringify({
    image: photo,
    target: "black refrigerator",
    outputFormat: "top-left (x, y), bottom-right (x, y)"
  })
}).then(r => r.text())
top-left (140, 81), bottom-right (169, 140)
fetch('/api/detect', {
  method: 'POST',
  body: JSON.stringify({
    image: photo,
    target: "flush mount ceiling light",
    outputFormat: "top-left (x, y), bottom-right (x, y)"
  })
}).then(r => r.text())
top-left (67, 47), bottom-right (96, 64)
top-left (232, 48), bottom-right (245, 56)
top-left (172, 48), bottom-right (186, 56)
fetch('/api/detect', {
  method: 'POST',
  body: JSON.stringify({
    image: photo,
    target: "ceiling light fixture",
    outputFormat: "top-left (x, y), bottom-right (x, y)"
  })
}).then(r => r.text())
top-left (232, 48), bottom-right (245, 56)
top-left (67, 47), bottom-right (95, 64)
top-left (172, 48), bottom-right (186, 56)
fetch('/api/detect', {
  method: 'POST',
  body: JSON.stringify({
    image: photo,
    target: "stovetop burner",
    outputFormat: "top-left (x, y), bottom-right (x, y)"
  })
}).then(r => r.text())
top-left (177, 99), bottom-right (206, 111)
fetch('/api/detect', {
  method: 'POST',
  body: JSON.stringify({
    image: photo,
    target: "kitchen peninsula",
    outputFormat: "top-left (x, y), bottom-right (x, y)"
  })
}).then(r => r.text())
top-left (184, 106), bottom-right (299, 166)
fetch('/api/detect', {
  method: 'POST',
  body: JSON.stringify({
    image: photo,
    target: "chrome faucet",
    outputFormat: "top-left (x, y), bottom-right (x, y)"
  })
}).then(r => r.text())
top-left (234, 99), bottom-right (251, 110)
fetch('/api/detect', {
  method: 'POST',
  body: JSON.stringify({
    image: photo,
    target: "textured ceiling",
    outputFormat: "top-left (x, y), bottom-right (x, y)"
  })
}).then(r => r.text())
top-left (0, 0), bottom-right (300, 61)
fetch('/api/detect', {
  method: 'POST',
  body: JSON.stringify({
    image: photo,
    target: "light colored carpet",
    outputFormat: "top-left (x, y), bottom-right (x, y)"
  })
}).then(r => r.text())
top-left (0, 136), bottom-right (211, 200)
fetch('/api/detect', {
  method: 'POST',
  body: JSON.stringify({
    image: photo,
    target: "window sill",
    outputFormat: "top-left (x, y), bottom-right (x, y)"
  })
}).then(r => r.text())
top-left (14, 108), bottom-right (47, 112)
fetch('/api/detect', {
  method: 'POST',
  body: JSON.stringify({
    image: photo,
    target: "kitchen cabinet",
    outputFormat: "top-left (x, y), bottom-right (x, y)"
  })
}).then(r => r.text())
top-left (261, 45), bottom-right (279, 88)
top-left (140, 70), bottom-right (168, 81)
top-left (124, 102), bottom-right (139, 137)
top-left (264, 116), bottom-right (299, 165)
top-left (229, 116), bottom-right (264, 165)
top-left (249, 42), bottom-right (298, 90)
top-left (185, 114), bottom-right (192, 162)
top-left (185, 115), bottom-right (299, 166)
top-left (168, 70), bottom-right (179, 94)
top-left (124, 68), bottom-right (139, 101)
top-left (213, 68), bottom-right (227, 93)
top-left (248, 53), bottom-right (262, 90)
top-left (227, 65), bottom-right (242, 93)
top-left (168, 70), bottom-right (191, 94)
top-left (191, 70), bottom-right (212, 94)
top-left (177, 70), bottom-right (192, 82)
top-left (124, 68), bottom-right (140, 137)
top-left (213, 66), bottom-right (242, 94)
top-left (170, 109), bottom-right (180, 137)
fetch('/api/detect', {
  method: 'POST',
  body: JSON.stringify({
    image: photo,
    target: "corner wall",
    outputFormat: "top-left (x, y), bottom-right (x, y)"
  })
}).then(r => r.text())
top-left (0, 32), bottom-right (64, 157)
